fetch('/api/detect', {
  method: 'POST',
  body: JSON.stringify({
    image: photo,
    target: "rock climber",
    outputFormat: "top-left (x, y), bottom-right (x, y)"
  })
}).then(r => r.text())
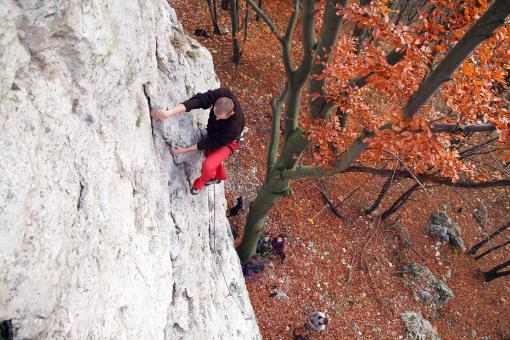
top-left (151, 88), bottom-right (245, 195)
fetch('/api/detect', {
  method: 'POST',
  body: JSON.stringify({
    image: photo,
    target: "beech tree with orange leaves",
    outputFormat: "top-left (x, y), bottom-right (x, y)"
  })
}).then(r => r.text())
top-left (237, 0), bottom-right (510, 263)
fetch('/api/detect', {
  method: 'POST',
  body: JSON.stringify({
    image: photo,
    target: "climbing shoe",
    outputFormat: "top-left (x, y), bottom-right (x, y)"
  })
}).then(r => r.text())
top-left (205, 179), bottom-right (221, 186)
top-left (190, 187), bottom-right (201, 195)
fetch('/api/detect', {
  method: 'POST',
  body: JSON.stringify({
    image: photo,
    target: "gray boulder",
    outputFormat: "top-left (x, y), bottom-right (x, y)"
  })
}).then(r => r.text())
top-left (401, 311), bottom-right (441, 340)
top-left (427, 211), bottom-right (465, 249)
top-left (403, 263), bottom-right (454, 317)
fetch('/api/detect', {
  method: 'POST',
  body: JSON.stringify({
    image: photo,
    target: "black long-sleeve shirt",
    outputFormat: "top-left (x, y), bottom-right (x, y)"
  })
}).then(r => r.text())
top-left (181, 88), bottom-right (245, 151)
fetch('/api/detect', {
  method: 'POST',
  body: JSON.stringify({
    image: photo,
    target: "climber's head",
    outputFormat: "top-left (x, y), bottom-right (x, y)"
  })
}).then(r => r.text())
top-left (213, 97), bottom-right (235, 120)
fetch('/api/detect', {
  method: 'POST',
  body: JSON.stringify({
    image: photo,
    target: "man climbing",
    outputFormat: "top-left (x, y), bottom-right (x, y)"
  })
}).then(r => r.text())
top-left (151, 88), bottom-right (245, 195)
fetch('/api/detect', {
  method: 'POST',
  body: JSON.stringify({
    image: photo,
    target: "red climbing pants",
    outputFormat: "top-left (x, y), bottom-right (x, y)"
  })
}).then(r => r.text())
top-left (192, 141), bottom-right (240, 190)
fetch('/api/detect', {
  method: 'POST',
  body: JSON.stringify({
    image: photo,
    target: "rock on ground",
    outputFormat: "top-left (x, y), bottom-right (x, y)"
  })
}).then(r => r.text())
top-left (402, 263), bottom-right (454, 317)
top-left (427, 211), bottom-right (464, 249)
top-left (0, 0), bottom-right (259, 339)
top-left (401, 311), bottom-right (441, 340)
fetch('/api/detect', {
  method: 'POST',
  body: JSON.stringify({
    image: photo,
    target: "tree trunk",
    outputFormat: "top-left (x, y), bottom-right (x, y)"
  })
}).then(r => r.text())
top-left (230, 0), bottom-right (241, 64)
top-left (207, 0), bottom-right (221, 34)
top-left (238, 0), bottom-right (323, 263)
top-left (237, 184), bottom-right (284, 262)
top-left (238, 129), bottom-right (310, 263)
top-left (237, 0), bottom-right (510, 266)
top-left (221, 0), bottom-right (229, 10)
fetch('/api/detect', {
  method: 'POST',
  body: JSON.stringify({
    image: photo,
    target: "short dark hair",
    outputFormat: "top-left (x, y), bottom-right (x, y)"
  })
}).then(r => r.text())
top-left (215, 97), bottom-right (234, 115)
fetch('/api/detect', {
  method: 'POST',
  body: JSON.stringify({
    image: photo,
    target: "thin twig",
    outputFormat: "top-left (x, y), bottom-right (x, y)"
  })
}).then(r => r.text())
top-left (365, 257), bottom-right (395, 316)
top-left (345, 246), bottom-right (357, 284)
top-left (463, 157), bottom-right (507, 174)
top-left (311, 203), bottom-right (327, 218)
top-left (489, 149), bottom-right (510, 177)
top-left (459, 137), bottom-right (498, 157)
top-left (383, 148), bottom-right (441, 212)
top-left (335, 174), bottom-right (376, 208)
top-left (448, 186), bottom-right (510, 246)
top-left (359, 216), bottom-right (383, 267)
top-left (390, 223), bottom-right (426, 261)
top-left (361, 216), bottom-right (383, 253)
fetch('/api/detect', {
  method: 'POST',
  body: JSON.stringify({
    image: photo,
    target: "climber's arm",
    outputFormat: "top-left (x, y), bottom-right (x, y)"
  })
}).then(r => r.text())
top-left (151, 104), bottom-right (186, 120)
top-left (152, 88), bottom-right (228, 120)
top-left (172, 144), bottom-right (198, 154)
top-left (181, 88), bottom-right (225, 111)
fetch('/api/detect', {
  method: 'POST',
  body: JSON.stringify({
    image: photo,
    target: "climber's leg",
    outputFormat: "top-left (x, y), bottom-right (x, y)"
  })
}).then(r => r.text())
top-left (216, 141), bottom-right (240, 181)
top-left (192, 145), bottom-right (232, 191)
top-left (215, 159), bottom-right (228, 182)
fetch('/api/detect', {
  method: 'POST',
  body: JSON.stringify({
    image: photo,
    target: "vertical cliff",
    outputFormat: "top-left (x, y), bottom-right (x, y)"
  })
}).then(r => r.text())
top-left (0, 1), bottom-right (259, 338)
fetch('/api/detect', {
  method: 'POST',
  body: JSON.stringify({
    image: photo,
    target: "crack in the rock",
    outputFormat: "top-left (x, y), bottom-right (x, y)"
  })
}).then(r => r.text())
top-left (171, 283), bottom-right (177, 306)
top-left (170, 212), bottom-right (181, 234)
top-left (208, 192), bottom-right (216, 255)
top-left (142, 84), bottom-right (154, 134)
top-left (182, 162), bottom-right (194, 191)
top-left (77, 180), bottom-right (84, 210)
top-left (173, 322), bottom-right (185, 334)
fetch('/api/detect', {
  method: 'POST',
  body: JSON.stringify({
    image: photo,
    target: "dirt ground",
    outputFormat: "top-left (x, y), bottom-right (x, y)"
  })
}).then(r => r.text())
top-left (171, 1), bottom-right (510, 338)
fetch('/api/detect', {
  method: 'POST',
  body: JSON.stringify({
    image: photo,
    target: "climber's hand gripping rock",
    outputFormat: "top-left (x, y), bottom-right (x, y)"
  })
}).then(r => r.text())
top-left (150, 104), bottom-right (186, 121)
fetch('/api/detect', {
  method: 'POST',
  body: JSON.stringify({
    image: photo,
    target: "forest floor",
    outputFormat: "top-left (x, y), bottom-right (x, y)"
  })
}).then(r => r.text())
top-left (171, 1), bottom-right (510, 339)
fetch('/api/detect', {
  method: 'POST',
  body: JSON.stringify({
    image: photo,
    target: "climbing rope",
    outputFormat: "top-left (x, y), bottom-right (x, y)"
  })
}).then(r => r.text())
top-left (211, 184), bottom-right (255, 321)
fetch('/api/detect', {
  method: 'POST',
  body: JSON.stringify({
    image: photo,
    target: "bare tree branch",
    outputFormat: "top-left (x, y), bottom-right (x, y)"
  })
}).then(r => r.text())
top-left (460, 137), bottom-right (499, 157)
top-left (483, 259), bottom-right (510, 282)
top-left (468, 221), bottom-right (510, 255)
top-left (365, 171), bottom-right (398, 214)
top-left (314, 184), bottom-right (343, 218)
top-left (475, 239), bottom-right (510, 260)
top-left (281, 0), bottom-right (300, 75)
top-left (381, 183), bottom-right (421, 220)
top-left (431, 123), bottom-right (499, 133)
top-left (282, 133), bottom-right (371, 180)
top-left (344, 166), bottom-right (510, 188)
top-left (246, 0), bottom-right (283, 42)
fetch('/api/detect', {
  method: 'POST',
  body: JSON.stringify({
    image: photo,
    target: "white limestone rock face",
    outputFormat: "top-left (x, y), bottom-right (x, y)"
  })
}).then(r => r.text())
top-left (0, 0), bottom-right (260, 339)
